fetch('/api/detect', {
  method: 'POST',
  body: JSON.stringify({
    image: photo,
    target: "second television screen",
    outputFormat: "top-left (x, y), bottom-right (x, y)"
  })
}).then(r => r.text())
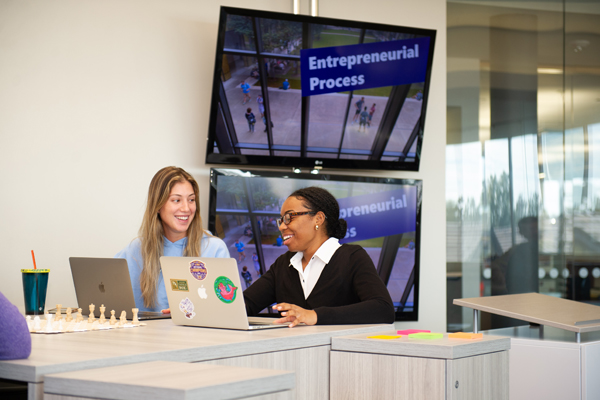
top-left (208, 168), bottom-right (422, 321)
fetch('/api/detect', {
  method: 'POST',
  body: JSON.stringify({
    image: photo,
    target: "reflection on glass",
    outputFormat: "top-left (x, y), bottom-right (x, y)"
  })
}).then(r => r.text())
top-left (447, 0), bottom-right (600, 332)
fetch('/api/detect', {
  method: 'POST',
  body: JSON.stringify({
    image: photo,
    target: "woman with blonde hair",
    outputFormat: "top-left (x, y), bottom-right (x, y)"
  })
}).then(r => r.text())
top-left (116, 166), bottom-right (229, 311)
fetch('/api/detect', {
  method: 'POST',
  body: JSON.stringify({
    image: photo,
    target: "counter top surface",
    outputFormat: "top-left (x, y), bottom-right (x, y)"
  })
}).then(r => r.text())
top-left (0, 319), bottom-right (392, 382)
top-left (43, 361), bottom-right (295, 400)
top-left (454, 293), bottom-right (600, 333)
top-left (331, 331), bottom-right (510, 359)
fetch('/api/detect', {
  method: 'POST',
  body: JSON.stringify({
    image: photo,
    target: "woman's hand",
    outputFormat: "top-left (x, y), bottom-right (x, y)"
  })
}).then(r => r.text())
top-left (274, 303), bottom-right (317, 328)
top-left (161, 308), bottom-right (171, 314)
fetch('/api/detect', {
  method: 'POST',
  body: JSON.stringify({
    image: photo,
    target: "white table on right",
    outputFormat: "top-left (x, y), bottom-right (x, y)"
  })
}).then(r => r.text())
top-left (454, 293), bottom-right (600, 400)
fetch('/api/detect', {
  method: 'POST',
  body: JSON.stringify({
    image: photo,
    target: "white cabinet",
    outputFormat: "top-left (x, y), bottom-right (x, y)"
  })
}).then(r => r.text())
top-left (330, 332), bottom-right (509, 400)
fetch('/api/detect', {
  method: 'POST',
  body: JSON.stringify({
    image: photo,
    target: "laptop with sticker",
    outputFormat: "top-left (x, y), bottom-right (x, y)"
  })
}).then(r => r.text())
top-left (160, 256), bottom-right (287, 330)
top-left (69, 257), bottom-right (170, 320)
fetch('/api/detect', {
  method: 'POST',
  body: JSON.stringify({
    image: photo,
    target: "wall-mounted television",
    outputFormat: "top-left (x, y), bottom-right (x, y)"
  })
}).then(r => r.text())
top-left (206, 7), bottom-right (436, 171)
top-left (208, 168), bottom-right (422, 321)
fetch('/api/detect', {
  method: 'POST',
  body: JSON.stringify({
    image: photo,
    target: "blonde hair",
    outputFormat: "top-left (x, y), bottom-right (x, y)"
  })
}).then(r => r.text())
top-left (139, 166), bottom-right (208, 308)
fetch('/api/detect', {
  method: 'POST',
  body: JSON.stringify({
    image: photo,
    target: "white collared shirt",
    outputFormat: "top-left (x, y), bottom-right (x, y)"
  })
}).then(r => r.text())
top-left (289, 237), bottom-right (342, 299)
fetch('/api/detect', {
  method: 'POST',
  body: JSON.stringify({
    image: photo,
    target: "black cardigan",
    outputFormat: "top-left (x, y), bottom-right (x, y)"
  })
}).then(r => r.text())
top-left (243, 244), bottom-right (395, 325)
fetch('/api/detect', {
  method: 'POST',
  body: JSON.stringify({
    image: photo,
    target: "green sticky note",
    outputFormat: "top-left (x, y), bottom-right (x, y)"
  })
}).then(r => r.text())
top-left (408, 332), bottom-right (443, 340)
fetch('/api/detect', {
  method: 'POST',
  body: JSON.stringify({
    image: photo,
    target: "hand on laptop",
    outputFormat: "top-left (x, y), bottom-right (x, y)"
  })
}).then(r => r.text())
top-left (274, 303), bottom-right (317, 328)
top-left (161, 309), bottom-right (171, 314)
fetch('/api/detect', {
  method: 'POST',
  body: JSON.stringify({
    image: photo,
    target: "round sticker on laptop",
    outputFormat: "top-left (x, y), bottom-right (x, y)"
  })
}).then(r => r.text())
top-left (189, 260), bottom-right (207, 281)
top-left (214, 276), bottom-right (238, 304)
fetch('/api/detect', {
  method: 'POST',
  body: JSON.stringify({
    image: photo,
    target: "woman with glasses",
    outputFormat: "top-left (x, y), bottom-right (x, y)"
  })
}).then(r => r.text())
top-left (243, 187), bottom-right (395, 327)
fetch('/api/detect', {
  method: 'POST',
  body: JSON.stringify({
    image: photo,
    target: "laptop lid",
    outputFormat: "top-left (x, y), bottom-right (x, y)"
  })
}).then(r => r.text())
top-left (160, 256), bottom-right (285, 330)
top-left (69, 257), bottom-right (168, 320)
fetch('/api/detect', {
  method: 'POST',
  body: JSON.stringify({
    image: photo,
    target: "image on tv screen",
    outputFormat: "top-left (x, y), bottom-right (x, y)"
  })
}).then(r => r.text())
top-left (208, 168), bottom-right (422, 321)
top-left (206, 7), bottom-right (436, 172)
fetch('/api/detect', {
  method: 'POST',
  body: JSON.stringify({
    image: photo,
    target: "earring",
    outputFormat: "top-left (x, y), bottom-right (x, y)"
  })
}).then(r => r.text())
top-left (315, 225), bottom-right (319, 231)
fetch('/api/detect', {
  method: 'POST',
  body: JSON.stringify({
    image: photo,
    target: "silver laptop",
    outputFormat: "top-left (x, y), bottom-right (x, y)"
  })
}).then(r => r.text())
top-left (69, 257), bottom-right (170, 320)
top-left (160, 256), bottom-right (287, 330)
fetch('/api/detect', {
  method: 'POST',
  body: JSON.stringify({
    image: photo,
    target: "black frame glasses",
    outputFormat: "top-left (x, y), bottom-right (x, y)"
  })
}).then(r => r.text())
top-left (277, 211), bottom-right (316, 226)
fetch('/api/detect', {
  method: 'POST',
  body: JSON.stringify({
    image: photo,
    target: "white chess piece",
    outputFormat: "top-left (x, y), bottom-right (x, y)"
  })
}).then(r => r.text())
top-left (33, 316), bottom-right (41, 331)
top-left (88, 304), bottom-right (96, 323)
top-left (132, 308), bottom-right (140, 326)
top-left (45, 313), bottom-right (54, 332)
top-left (99, 304), bottom-right (106, 324)
top-left (76, 308), bottom-right (84, 323)
top-left (119, 311), bottom-right (127, 326)
top-left (65, 307), bottom-right (73, 322)
top-left (109, 310), bottom-right (116, 325)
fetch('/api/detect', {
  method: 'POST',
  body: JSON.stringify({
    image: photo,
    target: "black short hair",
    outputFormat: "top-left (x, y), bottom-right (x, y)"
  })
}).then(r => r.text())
top-left (289, 187), bottom-right (347, 239)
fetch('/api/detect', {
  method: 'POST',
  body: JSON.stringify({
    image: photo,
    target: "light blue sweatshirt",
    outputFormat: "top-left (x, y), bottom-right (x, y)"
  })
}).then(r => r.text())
top-left (115, 234), bottom-right (230, 311)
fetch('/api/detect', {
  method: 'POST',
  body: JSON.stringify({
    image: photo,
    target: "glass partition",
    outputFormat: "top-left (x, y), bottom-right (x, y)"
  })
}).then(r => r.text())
top-left (447, 0), bottom-right (600, 331)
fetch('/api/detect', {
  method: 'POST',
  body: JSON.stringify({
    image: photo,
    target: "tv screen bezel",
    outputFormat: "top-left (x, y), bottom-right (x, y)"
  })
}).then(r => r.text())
top-left (205, 6), bottom-right (436, 172)
top-left (208, 167), bottom-right (422, 321)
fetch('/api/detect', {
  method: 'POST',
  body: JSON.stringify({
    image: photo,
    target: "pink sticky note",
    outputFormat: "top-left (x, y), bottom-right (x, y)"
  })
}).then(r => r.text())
top-left (397, 329), bottom-right (431, 335)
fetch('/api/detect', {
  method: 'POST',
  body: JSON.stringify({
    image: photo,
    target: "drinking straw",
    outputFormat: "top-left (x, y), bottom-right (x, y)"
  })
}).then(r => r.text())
top-left (31, 250), bottom-right (37, 270)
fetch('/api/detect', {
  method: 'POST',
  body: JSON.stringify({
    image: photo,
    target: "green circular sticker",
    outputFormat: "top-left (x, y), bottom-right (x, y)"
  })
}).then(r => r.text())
top-left (214, 276), bottom-right (238, 304)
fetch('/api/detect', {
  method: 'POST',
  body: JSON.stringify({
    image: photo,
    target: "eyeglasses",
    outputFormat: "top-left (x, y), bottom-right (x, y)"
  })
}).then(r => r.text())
top-left (277, 211), bottom-right (316, 226)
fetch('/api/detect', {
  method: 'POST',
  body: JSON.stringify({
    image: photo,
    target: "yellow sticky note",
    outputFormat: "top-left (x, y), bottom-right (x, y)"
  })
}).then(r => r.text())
top-left (368, 335), bottom-right (402, 340)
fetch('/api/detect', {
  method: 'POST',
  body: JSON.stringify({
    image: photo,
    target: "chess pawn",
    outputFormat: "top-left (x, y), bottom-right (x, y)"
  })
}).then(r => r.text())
top-left (65, 307), bottom-right (73, 322)
top-left (55, 304), bottom-right (62, 321)
top-left (88, 304), bottom-right (95, 323)
top-left (76, 308), bottom-right (84, 323)
top-left (132, 308), bottom-right (140, 326)
top-left (109, 310), bottom-right (116, 325)
top-left (99, 304), bottom-right (106, 324)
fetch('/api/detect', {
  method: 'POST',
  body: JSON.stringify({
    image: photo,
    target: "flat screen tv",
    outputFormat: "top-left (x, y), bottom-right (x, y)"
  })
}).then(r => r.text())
top-left (208, 168), bottom-right (422, 321)
top-left (206, 7), bottom-right (436, 171)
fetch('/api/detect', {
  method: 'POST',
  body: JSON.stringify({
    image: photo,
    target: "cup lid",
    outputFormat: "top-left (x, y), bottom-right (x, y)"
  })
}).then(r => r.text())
top-left (21, 269), bottom-right (50, 273)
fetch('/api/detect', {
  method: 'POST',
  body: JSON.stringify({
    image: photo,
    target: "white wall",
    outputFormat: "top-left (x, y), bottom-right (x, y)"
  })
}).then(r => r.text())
top-left (0, 0), bottom-right (446, 331)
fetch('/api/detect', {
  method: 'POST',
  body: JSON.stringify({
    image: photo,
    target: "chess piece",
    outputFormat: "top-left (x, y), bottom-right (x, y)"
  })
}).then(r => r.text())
top-left (45, 313), bottom-right (54, 332)
top-left (119, 311), bottom-right (127, 326)
top-left (132, 308), bottom-right (140, 326)
top-left (55, 304), bottom-right (62, 321)
top-left (99, 304), bottom-right (106, 324)
top-left (76, 308), bottom-right (84, 323)
top-left (33, 316), bottom-right (41, 331)
top-left (109, 310), bottom-right (116, 325)
top-left (65, 307), bottom-right (73, 322)
top-left (88, 304), bottom-right (95, 323)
